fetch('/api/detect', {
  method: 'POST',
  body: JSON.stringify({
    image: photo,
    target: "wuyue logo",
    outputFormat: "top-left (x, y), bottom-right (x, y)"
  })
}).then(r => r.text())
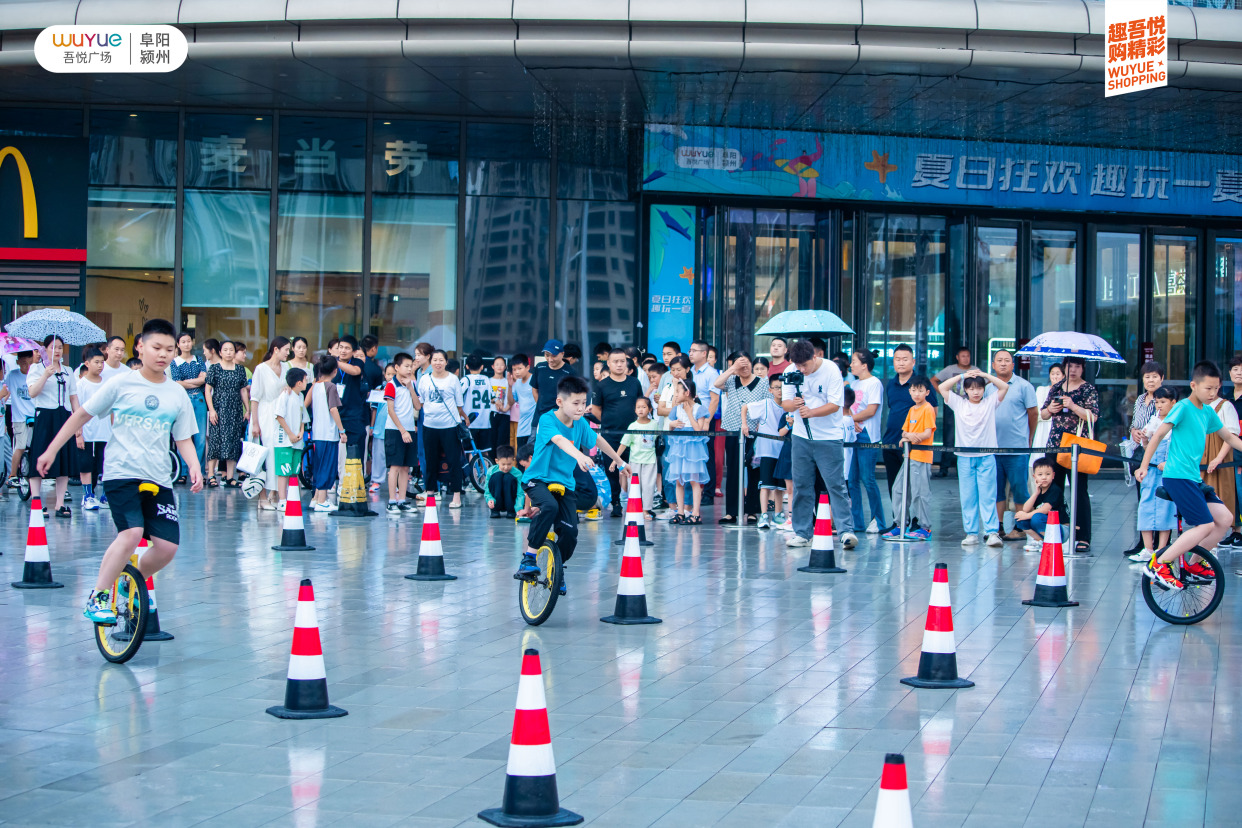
top-left (35, 25), bottom-right (187, 73)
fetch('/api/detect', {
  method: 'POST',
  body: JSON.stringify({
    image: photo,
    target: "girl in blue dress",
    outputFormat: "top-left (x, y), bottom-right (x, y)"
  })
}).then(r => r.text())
top-left (665, 377), bottom-right (710, 525)
top-left (1134, 386), bottom-right (1177, 561)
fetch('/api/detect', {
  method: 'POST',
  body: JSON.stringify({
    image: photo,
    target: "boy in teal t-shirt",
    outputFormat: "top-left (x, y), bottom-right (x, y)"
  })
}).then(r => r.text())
top-left (1135, 360), bottom-right (1242, 590)
top-left (515, 374), bottom-right (627, 594)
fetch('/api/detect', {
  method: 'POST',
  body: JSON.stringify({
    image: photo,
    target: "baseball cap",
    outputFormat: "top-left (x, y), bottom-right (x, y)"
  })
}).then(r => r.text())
top-left (541, 339), bottom-right (565, 356)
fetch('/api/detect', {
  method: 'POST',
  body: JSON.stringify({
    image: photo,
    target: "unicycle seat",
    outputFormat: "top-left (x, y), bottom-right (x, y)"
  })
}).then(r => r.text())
top-left (1155, 482), bottom-right (1216, 501)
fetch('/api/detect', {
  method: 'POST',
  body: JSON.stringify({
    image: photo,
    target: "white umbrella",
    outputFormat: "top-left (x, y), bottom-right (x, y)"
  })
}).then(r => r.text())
top-left (5, 308), bottom-right (107, 346)
top-left (1015, 332), bottom-right (1125, 364)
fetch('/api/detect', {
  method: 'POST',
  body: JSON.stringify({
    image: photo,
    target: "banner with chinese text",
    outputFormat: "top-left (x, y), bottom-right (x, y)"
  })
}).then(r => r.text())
top-left (642, 124), bottom-right (1241, 216)
top-left (1105, 0), bottom-right (1168, 97)
top-left (646, 205), bottom-right (696, 352)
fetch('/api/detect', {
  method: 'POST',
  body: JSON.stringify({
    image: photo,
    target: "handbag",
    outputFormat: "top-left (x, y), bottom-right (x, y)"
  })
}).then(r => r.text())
top-left (237, 440), bottom-right (267, 476)
top-left (1058, 419), bottom-right (1105, 475)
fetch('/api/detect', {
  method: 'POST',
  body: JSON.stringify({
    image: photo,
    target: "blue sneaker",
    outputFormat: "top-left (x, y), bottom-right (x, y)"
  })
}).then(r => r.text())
top-left (911, 527), bottom-right (932, 541)
top-left (84, 590), bottom-right (117, 625)
top-left (97, 494), bottom-right (109, 508)
top-left (558, 578), bottom-right (566, 597)
top-left (514, 552), bottom-right (539, 580)
top-left (883, 526), bottom-right (902, 539)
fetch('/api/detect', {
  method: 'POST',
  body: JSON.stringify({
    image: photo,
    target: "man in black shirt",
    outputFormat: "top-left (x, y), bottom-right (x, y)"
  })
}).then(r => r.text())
top-left (335, 335), bottom-right (368, 449)
top-left (591, 348), bottom-right (643, 517)
top-left (531, 339), bottom-right (574, 427)
top-left (882, 344), bottom-right (939, 497)
top-left (359, 334), bottom-right (385, 394)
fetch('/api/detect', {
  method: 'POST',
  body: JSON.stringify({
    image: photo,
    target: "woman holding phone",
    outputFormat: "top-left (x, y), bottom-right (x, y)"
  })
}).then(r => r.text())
top-left (1040, 356), bottom-right (1099, 554)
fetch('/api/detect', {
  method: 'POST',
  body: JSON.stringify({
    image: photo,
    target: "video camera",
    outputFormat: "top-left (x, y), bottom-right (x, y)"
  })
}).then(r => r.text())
top-left (780, 369), bottom-right (813, 438)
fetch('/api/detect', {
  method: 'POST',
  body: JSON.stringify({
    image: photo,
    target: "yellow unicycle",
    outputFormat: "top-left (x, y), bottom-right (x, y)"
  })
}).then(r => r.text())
top-left (94, 483), bottom-right (156, 664)
top-left (517, 484), bottom-right (565, 626)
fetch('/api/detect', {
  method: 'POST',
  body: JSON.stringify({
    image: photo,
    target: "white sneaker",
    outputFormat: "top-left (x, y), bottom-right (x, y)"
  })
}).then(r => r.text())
top-left (985, 532), bottom-right (1004, 547)
top-left (961, 534), bottom-right (981, 547)
top-left (1024, 539), bottom-right (1041, 551)
top-left (277, 501), bottom-right (287, 513)
top-left (841, 532), bottom-right (858, 549)
top-left (865, 519), bottom-right (880, 534)
top-left (312, 501), bottom-right (335, 513)
top-left (82, 496), bottom-right (99, 511)
top-left (785, 535), bottom-right (811, 547)
top-left (757, 513), bottom-right (771, 529)
top-left (1128, 548), bottom-right (1153, 563)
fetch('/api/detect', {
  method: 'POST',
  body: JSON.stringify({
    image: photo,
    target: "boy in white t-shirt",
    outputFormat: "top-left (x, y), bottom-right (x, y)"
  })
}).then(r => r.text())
top-left (847, 350), bottom-right (886, 533)
top-left (460, 354), bottom-right (495, 452)
top-left (384, 353), bottom-right (419, 514)
top-left (75, 346), bottom-right (112, 511)
top-left (274, 368), bottom-right (310, 510)
top-left (938, 368), bottom-right (1009, 547)
top-left (309, 355), bottom-right (347, 511)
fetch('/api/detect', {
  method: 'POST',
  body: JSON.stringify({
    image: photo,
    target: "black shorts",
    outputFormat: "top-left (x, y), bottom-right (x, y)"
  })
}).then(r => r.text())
top-left (384, 430), bottom-right (419, 467)
top-left (104, 479), bottom-right (180, 544)
top-left (1162, 477), bottom-right (1223, 527)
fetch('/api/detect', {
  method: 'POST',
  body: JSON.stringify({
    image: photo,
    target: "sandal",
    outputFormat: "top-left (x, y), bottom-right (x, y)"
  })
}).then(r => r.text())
top-left (56, 506), bottom-right (71, 518)
top-left (685, 515), bottom-right (702, 525)
top-left (223, 478), bottom-right (240, 488)
top-left (745, 514), bottom-right (758, 525)
top-left (670, 513), bottom-right (685, 525)
top-left (718, 515), bottom-right (737, 525)
top-left (1075, 541), bottom-right (1092, 554)
top-left (207, 476), bottom-right (220, 488)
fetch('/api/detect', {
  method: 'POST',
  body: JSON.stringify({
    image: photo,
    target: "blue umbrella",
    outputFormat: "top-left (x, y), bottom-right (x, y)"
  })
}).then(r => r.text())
top-left (1015, 331), bottom-right (1125, 364)
top-left (5, 308), bottom-right (107, 346)
top-left (756, 310), bottom-right (853, 338)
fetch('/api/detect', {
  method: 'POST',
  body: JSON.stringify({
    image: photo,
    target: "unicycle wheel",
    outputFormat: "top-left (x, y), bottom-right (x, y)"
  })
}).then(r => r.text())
top-left (518, 541), bottom-right (562, 626)
top-left (1141, 546), bottom-right (1224, 625)
top-left (95, 563), bottom-right (150, 663)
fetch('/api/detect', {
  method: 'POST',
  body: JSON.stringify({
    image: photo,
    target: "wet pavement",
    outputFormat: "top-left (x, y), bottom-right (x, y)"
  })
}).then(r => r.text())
top-left (0, 476), bottom-right (1237, 827)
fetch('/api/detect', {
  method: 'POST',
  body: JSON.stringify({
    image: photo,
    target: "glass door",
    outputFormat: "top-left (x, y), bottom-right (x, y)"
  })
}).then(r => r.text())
top-left (1211, 234), bottom-right (1242, 360)
top-left (862, 213), bottom-right (947, 378)
top-left (1151, 232), bottom-right (1199, 375)
top-left (975, 224), bottom-right (1019, 366)
top-left (1090, 228), bottom-right (1142, 444)
top-left (1028, 227), bottom-right (1079, 379)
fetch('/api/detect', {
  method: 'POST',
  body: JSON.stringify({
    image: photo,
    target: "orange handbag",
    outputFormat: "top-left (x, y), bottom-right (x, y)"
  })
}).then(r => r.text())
top-left (1058, 419), bottom-right (1104, 475)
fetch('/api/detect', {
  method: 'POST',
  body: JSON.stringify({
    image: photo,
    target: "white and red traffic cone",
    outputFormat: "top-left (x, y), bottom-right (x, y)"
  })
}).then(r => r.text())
top-left (601, 524), bottom-right (661, 625)
top-left (614, 473), bottom-right (653, 547)
top-left (1022, 510), bottom-right (1078, 608)
top-left (115, 538), bottom-right (174, 642)
top-left (478, 649), bottom-right (583, 827)
top-left (799, 494), bottom-right (846, 574)
top-left (901, 563), bottom-right (974, 689)
top-left (872, 752), bottom-right (913, 828)
top-left (266, 578), bottom-right (347, 720)
top-left (405, 494), bottom-right (457, 581)
top-left (273, 476), bottom-right (314, 551)
top-left (12, 497), bottom-right (63, 589)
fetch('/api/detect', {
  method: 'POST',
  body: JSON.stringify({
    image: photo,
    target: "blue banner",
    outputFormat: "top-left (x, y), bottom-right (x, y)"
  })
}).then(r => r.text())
top-left (646, 204), bottom-right (696, 352)
top-left (642, 124), bottom-right (1242, 217)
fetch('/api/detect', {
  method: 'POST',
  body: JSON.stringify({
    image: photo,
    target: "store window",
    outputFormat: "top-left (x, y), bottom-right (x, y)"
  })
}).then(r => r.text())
top-left (85, 188), bottom-right (175, 350)
top-left (185, 113), bottom-right (272, 190)
top-left (554, 201), bottom-right (636, 351)
top-left (0, 107), bottom-right (83, 137)
top-left (374, 119), bottom-right (459, 196)
top-left (557, 121), bottom-right (628, 202)
top-left (1153, 234), bottom-right (1198, 378)
top-left (1029, 228), bottom-right (1078, 377)
top-left (1213, 237), bottom-right (1242, 363)
top-left (975, 225), bottom-right (1018, 366)
top-left (1093, 231), bottom-right (1141, 379)
top-left (461, 197), bottom-right (550, 356)
top-left (276, 193), bottom-right (363, 349)
top-left (371, 196), bottom-right (457, 355)
top-left (89, 110), bottom-right (177, 187)
top-left (863, 214), bottom-right (947, 377)
top-left (466, 123), bottom-right (549, 198)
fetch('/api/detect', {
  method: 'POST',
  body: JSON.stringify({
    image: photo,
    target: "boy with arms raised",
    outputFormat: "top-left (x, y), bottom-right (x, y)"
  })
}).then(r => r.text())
top-left (514, 375), bottom-right (626, 595)
top-left (37, 319), bottom-right (202, 625)
top-left (1135, 361), bottom-right (1242, 588)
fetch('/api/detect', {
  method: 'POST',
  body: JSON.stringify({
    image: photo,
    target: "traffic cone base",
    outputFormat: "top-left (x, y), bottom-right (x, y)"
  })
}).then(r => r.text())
top-left (478, 650), bottom-right (583, 828)
top-left (406, 494), bottom-right (457, 581)
top-left (901, 563), bottom-right (974, 690)
top-left (267, 579), bottom-right (347, 720)
top-left (601, 525), bottom-right (660, 625)
top-left (799, 494), bottom-right (846, 574)
top-left (337, 443), bottom-right (377, 517)
top-left (274, 477), bottom-right (315, 551)
top-left (614, 473), bottom-right (653, 547)
top-left (13, 498), bottom-right (64, 589)
top-left (1022, 510), bottom-right (1078, 608)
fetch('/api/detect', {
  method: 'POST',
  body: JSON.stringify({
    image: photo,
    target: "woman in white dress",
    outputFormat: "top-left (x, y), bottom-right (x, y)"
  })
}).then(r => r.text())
top-left (1030, 362), bottom-right (1064, 471)
top-left (249, 336), bottom-right (291, 510)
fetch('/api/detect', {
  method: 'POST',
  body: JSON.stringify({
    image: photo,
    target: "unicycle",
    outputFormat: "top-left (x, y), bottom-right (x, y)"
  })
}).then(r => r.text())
top-left (95, 555), bottom-right (151, 663)
top-left (1141, 545), bottom-right (1224, 625)
top-left (517, 533), bottom-right (563, 626)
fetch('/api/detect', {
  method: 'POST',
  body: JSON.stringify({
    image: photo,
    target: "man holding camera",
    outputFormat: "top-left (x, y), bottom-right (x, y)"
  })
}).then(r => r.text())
top-left (781, 339), bottom-right (857, 549)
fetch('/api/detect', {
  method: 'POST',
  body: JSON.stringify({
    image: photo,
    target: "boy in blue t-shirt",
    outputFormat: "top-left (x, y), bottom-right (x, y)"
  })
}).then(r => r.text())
top-left (1135, 360), bottom-right (1242, 590)
top-left (515, 374), bottom-right (627, 593)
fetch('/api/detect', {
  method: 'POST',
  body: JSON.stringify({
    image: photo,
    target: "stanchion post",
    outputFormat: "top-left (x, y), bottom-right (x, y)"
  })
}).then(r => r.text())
top-left (737, 428), bottom-right (746, 524)
top-left (1067, 444), bottom-right (1079, 555)
top-left (899, 440), bottom-right (911, 537)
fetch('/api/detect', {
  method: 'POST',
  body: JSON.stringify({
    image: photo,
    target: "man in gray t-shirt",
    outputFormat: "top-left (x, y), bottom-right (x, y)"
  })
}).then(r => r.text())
top-left (984, 349), bottom-right (1038, 539)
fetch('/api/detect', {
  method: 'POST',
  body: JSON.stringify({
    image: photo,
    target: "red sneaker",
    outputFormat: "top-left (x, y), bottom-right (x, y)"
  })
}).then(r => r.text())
top-left (1180, 556), bottom-right (1216, 581)
top-left (1145, 558), bottom-right (1184, 591)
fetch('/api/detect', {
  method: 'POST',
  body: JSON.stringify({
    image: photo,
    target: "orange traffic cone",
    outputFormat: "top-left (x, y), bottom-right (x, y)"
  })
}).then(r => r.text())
top-left (614, 473), bottom-right (653, 547)
top-left (273, 476), bottom-right (314, 551)
top-left (601, 524), bottom-right (661, 625)
top-left (267, 579), bottom-right (347, 719)
top-left (405, 494), bottom-right (457, 581)
top-left (12, 497), bottom-right (63, 589)
top-left (901, 563), bottom-right (974, 689)
top-left (799, 494), bottom-right (846, 573)
top-left (872, 753), bottom-right (913, 828)
top-left (478, 649), bottom-right (583, 827)
top-left (1023, 510), bottom-right (1078, 608)
top-left (115, 539), bottom-right (174, 642)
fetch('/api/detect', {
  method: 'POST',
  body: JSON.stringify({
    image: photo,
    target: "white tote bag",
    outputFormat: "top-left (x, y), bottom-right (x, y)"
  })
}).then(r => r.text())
top-left (236, 440), bottom-right (268, 476)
